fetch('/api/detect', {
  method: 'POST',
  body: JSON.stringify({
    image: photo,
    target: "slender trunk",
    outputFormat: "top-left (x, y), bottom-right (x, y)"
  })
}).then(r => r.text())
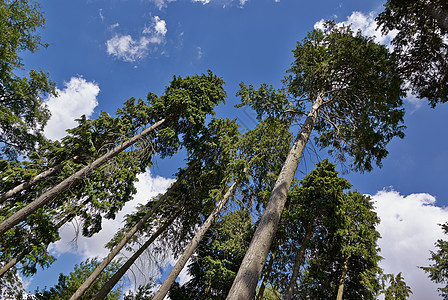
top-left (284, 222), bottom-right (314, 300)
top-left (93, 212), bottom-right (180, 300)
top-left (0, 163), bottom-right (65, 204)
top-left (425, 2), bottom-right (448, 31)
top-left (226, 95), bottom-right (323, 300)
top-left (256, 244), bottom-right (278, 300)
top-left (0, 212), bottom-right (75, 278)
top-left (0, 119), bottom-right (165, 237)
top-left (69, 159), bottom-right (197, 300)
top-left (336, 257), bottom-right (349, 300)
top-left (152, 180), bottom-right (239, 300)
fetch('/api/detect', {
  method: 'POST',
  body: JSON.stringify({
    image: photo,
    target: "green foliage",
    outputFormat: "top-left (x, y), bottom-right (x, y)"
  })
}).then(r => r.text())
top-left (270, 160), bottom-right (350, 293)
top-left (32, 257), bottom-right (122, 300)
top-left (148, 71), bottom-right (227, 157)
top-left (377, 0), bottom-right (448, 106)
top-left (383, 272), bottom-right (412, 300)
top-left (124, 283), bottom-right (155, 300)
top-left (286, 22), bottom-right (405, 172)
top-left (0, 0), bottom-right (56, 160)
top-left (169, 210), bottom-right (253, 300)
top-left (296, 190), bottom-right (382, 299)
top-left (421, 222), bottom-right (448, 299)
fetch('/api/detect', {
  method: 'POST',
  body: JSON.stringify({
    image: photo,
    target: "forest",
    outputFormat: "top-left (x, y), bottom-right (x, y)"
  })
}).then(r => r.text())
top-left (1, 0), bottom-right (448, 299)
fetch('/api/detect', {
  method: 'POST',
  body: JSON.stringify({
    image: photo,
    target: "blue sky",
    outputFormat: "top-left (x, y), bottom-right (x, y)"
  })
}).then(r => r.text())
top-left (17, 0), bottom-right (448, 298)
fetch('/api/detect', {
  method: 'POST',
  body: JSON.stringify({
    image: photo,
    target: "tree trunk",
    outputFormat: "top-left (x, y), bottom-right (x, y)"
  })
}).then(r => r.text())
top-left (226, 95), bottom-right (323, 300)
top-left (0, 162), bottom-right (65, 204)
top-left (284, 222), bottom-right (314, 300)
top-left (425, 1), bottom-right (448, 31)
top-left (69, 158), bottom-right (196, 300)
top-left (93, 212), bottom-right (180, 300)
top-left (0, 119), bottom-right (165, 237)
top-left (256, 243), bottom-right (278, 300)
top-left (336, 257), bottom-right (349, 300)
top-left (152, 180), bottom-right (239, 300)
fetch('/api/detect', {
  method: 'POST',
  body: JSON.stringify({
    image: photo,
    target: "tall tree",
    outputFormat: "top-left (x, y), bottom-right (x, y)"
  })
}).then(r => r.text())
top-left (0, 0), bottom-right (56, 160)
top-left (0, 71), bottom-right (226, 237)
top-left (421, 222), bottom-right (448, 299)
top-left (227, 23), bottom-right (404, 299)
top-left (297, 191), bottom-right (382, 300)
top-left (377, 0), bottom-right (448, 106)
top-left (168, 209), bottom-right (253, 300)
top-left (383, 272), bottom-right (413, 300)
top-left (69, 72), bottom-right (227, 299)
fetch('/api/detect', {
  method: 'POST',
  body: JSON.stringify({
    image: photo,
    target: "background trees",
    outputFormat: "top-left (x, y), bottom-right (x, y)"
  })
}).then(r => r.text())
top-left (0, 0), bottom-right (55, 160)
top-left (421, 223), bottom-right (448, 299)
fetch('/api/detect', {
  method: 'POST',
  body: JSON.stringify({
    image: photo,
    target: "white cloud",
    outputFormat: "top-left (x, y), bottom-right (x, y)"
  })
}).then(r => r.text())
top-left (107, 16), bottom-right (167, 62)
top-left (314, 11), bottom-right (397, 45)
top-left (197, 46), bottom-right (203, 60)
top-left (373, 190), bottom-right (447, 299)
top-left (151, 0), bottom-right (176, 10)
top-left (99, 9), bottom-right (104, 21)
top-left (44, 77), bottom-right (99, 141)
top-left (192, 0), bottom-right (211, 4)
top-left (49, 170), bottom-right (175, 260)
top-left (106, 35), bottom-right (152, 62)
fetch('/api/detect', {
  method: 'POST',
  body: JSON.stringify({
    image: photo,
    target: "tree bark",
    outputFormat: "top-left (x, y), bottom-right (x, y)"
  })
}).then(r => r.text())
top-left (284, 222), bottom-right (314, 300)
top-left (0, 162), bottom-right (65, 204)
top-left (226, 95), bottom-right (323, 300)
top-left (93, 212), bottom-right (180, 300)
top-left (336, 257), bottom-right (349, 300)
top-left (152, 180), bottom-right (239, 300)
top-left (0, 119), bottom-right (165, 237)
top-left (69, 158), bottom-right (197, 300)
top-left (256, 243), bottom-right (278, 300)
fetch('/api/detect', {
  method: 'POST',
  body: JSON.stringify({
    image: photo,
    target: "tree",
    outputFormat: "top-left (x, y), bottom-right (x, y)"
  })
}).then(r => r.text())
top-left (377, 0), bottom-right (448, 106)
top-left (0, 71), bottom-right (226, 237)
top-left (168, 209), bottom-right (253, 300)
top-left (279, 159), bottom-right (351, 300)
top-left (421, 222), bottom-right (448, 299)
top-left (30, 258), bottom-right (122, 300)
top-left (227, 23), bottom-right (404, 299)
top-left (383, 273), bottom-right (412, 300)
top-left (296, 191), bottom-right (382, 300)
top-left (0, 0), bottom-right (56, 160)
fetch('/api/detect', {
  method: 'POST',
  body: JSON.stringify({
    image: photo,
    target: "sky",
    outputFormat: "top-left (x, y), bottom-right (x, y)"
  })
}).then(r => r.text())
top-left (14, 0), bottom-right (448, 298)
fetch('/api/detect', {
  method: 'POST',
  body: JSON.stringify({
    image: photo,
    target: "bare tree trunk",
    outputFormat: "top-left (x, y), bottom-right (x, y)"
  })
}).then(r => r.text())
top-left (284, 222), bottom-right (314, 300)
top-left (69, 158), bottom-right (197, 300)
top-left (226, 95), bottom-right (323, 300)
top-left (0, 162), bottom-right (66, 204)
top-left (256, 244), bottom-right (278, 300)
top-left (336, 257), bottom-right (349, 300)
top-left (425, 1), bottom-right (448, 31)
top-left (152, 180), bottom-right (239, 300)
top-left (0, 119), bottom-right (165, 237)
top-left (93, 212), bottom-right (180, 300)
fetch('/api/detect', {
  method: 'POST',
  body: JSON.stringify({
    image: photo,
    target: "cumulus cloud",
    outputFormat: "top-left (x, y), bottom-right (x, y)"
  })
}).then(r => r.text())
top-left (106, 16), bottom-right (167, 62)
top-left (44, 77), bottom-right (99, 141)
top-left (314, 11), bottom-right (397, 45)
top-left (373, 190), bottom-right (447, 299)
